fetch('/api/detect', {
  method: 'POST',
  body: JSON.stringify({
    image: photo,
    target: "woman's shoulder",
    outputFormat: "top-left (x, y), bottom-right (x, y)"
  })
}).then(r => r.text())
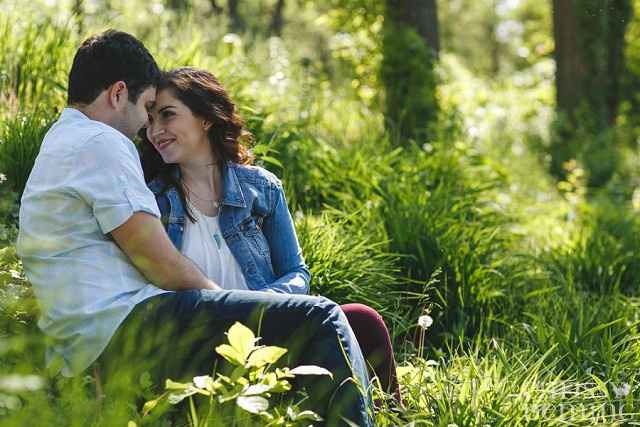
top-left (230, 162), bottom-right (282, 188)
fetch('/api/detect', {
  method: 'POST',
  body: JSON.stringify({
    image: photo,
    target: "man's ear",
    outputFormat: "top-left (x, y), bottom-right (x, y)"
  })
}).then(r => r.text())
top-left (107, 81), bottom-right (129, 111)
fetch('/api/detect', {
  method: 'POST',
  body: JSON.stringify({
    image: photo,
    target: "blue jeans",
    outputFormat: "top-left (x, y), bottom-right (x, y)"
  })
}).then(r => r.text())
top-left (98, 289), bottom-right (373, 426)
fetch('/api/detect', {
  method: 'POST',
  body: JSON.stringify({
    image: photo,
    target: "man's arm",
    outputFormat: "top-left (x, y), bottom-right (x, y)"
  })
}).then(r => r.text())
top-left (111, 212), bottom-right (220, 291)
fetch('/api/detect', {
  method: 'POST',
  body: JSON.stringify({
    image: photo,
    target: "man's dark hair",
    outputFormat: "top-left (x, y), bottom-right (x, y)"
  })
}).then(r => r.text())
top-left (67, 30), bottom-right (161, 105)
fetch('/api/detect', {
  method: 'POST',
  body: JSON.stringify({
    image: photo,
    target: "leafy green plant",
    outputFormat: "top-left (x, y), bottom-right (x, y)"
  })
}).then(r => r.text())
top-left (140, 322), bottom-right (330, 427)
top-left (0, 109), bottom-right (56, 197)
top-left (0, 17), bottom-right (72, 111)
top-left (546, 200), bottom-right (640, 295)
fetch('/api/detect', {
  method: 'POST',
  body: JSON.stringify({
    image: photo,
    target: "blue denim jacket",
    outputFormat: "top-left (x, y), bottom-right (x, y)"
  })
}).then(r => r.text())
top-left (148, 162), bottom-right (310, 295)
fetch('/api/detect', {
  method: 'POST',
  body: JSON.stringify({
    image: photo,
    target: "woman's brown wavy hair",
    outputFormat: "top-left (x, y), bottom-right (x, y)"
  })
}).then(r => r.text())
top-left (140, 67), bottom-right (254, 221)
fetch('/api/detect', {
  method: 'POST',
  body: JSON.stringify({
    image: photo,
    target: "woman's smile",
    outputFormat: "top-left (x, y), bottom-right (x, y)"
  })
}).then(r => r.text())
top-left (155, 137), bottom-right (176, 151)
top-left (146, 90), bottom-right (212, 165)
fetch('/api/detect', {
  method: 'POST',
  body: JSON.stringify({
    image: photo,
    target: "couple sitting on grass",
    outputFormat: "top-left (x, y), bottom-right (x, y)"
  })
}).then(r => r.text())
top-left (17, 29), bottom-right (400, 426)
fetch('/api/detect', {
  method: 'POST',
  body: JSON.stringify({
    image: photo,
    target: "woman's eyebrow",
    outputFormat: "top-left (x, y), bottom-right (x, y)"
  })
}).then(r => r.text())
top-left (158, 105), bottom-right (176, 113)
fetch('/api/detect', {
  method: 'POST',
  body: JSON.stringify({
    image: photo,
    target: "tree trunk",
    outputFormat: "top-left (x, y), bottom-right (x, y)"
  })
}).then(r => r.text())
top-left (382, 0), bottom-right (439, 143)
top-left (551, 0), bottom-right (632, 186)
top-left (386, 0), bottom-right (439, 56)
top-left (228, 0), bottom-right (245, 33)
top-left (72, 0), bottom-right (84, 35)
top-left (552, 0), bottom-right (584, 123)
top-left (165, 0), bottom-right (190, 12)
top-left (270, 0), bottom-right (286, 37)
top-left (209, 0), bottom-right (223, 15)
top-left (415, 0), bottom-right (440, 57)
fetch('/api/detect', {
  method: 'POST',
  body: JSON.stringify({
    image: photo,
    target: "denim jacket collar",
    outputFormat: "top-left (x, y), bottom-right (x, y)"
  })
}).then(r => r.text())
top-left (164, 161), bottom-right (247, 209)
top-left (220, 162), bottom-right (247, 208)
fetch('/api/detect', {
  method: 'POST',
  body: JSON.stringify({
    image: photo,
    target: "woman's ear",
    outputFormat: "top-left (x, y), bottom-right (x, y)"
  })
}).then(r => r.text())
top-left (203, 121), bottom-right (212, 132)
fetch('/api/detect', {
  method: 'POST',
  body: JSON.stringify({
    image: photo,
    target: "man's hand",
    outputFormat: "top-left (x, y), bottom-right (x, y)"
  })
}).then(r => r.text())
top-left (111, 212), bottom-right (220, 291)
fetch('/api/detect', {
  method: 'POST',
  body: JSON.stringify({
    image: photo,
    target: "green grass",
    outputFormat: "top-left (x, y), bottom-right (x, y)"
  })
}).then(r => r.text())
top-left (1, 2), bottom-right (640, 425)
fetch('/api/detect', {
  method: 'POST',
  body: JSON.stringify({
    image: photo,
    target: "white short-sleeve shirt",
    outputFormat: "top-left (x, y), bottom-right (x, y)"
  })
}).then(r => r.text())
top-left (181, 201), bottom-right (248, 291)
top-left (17, 108), bottom-right (170, 377)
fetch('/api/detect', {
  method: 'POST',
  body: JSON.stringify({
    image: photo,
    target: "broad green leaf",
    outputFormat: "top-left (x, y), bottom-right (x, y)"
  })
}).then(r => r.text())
top-left (247, 346), bottom-right (287, 368)
top-left (165, 378), bottom-right (191, 390)
top-left (193, 375), bottom-right (215, 391)
top-left (263, 372), bottom-right (278, 386)
top-left (139, 371), bottom-right (152, 389)
top-left (168, 385), bottom-right (199, 404)
top-left (275, 368), bottom-right (294, 379)
top-left (215, 343), bottom-right (244, 366)
top-left (269, 380), bottom-right (291, 393)
top-left (259, 155), bottom-right (283, 168)
top-left (236, 395), bottom-right (269, 414)
top-left (219, 383), bottom-right (244, 403)
top-left (230, 365), bottom-right (247, 382)
top-left (293, 410), bottom-right (323, 421)
top-left (142, 398), bottom-right (159, 416)
top-left (242, 383), bottom-right (271, 396)
top-left (290, 365), bottom-right (334, 379)
top-left (226, 322), bottom-right (256, 364)
top-left (287, 406), bottom-right (323, 422)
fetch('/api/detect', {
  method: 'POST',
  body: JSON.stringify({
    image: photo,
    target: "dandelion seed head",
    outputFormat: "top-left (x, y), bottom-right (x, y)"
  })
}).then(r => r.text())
top-left (418, 315), bottom-right (433, 330)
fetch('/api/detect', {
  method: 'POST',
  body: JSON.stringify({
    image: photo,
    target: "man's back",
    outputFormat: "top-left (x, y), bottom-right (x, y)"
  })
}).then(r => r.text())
top-left (18, 107), bottom-right (167, 376)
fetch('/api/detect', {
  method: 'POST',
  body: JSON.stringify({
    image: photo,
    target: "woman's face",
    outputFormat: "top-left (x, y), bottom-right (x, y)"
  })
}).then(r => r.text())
top-left (146, 89), bottom-right (211, 166)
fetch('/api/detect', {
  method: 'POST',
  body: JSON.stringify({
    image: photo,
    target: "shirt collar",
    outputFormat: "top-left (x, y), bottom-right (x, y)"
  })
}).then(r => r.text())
top-left (60, 107), bottom-right (132, 142)
top-left (61, 107), bottom-right (91, 121)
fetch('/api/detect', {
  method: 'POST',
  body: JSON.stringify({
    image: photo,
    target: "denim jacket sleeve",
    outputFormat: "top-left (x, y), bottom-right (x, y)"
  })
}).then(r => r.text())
top-left (260, 181), bottom-right (310, 295)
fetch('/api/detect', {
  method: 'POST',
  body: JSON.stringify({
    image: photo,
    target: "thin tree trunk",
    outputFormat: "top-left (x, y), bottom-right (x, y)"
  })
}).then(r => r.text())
top-left (552, 0), bottom-right (583, 122)
top-left (270, 0), bottom-right (286, 37)
top-left (387, 0), bottom-right (439, 56)
top-left (382, 0), bottom-right (439, 143)
top-left (228, 0), bottom-right (244, 33)
top-left (209, 0), bottom-right (223, 15)
top-left (415, 0), bottom-right (439, 57)
top-left (551, 0), bottom-right (632, 186)
top-left (166, 0), bottom-right (190, 12)
top-left (72, 0), bottom-right (84, 35)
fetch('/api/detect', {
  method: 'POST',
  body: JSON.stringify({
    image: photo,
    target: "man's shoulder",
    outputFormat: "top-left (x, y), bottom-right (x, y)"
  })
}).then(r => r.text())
top-left (43, 116), bottom-right (128, 161)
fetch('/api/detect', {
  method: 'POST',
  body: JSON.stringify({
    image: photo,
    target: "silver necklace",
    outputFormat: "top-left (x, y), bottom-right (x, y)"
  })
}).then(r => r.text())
top-left (184, 182), bottom-right (220, 208)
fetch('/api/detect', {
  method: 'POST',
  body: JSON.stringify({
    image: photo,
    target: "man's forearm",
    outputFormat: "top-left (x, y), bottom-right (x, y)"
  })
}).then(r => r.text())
top-left (110, 212), bottom-right (220, 292)
top-left (158, 252), bottom-right (218, 291)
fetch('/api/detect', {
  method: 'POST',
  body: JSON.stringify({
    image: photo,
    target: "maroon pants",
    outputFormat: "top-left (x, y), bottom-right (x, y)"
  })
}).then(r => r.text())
top-left (340, 303), bottom-right (401, 402)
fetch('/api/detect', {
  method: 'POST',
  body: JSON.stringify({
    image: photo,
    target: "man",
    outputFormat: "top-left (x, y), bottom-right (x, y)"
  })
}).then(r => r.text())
top-left (17, 30), bottom-right (372, 426)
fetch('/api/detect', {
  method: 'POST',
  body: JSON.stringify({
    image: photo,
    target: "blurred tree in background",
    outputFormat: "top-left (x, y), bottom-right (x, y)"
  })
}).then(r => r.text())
top-left (381, 0), bottom-right (439, 144)
top-left (551, 0), bottom-right (633, 188)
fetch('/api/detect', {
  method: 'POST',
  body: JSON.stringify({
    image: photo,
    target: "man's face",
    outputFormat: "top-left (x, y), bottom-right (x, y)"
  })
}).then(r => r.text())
top-left (117, 86), bottom-right (156, 140)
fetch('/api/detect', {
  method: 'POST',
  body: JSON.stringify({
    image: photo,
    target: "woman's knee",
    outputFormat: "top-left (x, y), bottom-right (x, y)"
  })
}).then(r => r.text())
top-left (341, 303), bottom-right (385, 327)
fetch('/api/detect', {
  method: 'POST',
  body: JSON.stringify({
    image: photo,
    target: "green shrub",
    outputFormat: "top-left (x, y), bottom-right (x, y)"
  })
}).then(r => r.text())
top-left (297, 210), bottom-right (422, 339)
top-left (378, 144), bottom-right (523, 342)
top-left (546, 200), bottom-right (640, 295)
top-left (139, 322), bottom-right (326, 427)
top-left (0, 110), bottom-right (56, 197)
top-left (0, 17), bottom-right (72, 112)
top-left (380, 26), bottom-right (438, 144)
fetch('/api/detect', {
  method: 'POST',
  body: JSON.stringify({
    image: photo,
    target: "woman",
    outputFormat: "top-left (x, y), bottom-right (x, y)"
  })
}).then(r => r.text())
top-left (141, 67), bottom-right (401, 402)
